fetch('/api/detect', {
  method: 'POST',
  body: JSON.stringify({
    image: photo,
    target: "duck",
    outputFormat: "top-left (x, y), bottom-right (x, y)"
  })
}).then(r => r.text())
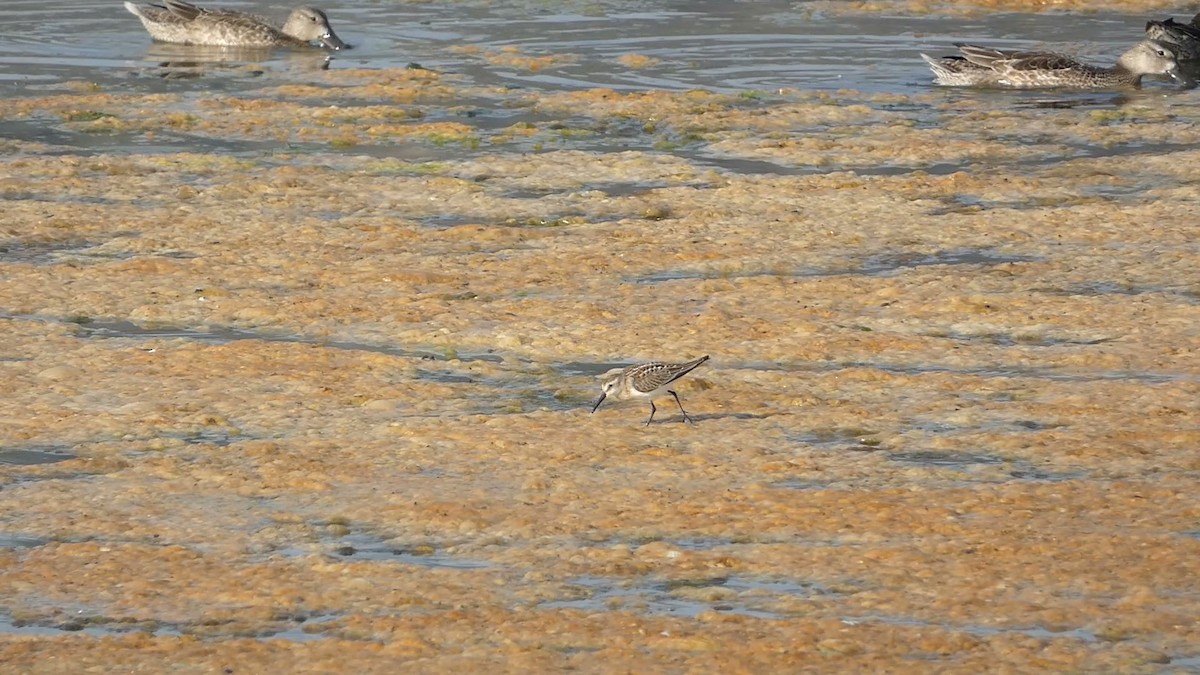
top-left (123, 0), bottom-right (347, 50)
top-left (1145, 12), bottom-right (1200, 85)
top-left (1145, 11), bottom-right (1200, 49)
top-left (921, 40), bottom-right (1177, 89)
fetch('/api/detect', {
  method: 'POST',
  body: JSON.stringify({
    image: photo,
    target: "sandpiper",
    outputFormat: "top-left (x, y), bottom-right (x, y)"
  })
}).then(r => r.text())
top-left (591, 355), bottom-right (710, 426)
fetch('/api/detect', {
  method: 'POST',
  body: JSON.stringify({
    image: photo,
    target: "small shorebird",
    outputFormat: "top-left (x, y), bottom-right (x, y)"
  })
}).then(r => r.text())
top-left (591, 355), bottom-right (710, 426)
top-left (920, 40), bottom-right (1177, 89)
top-left (124, 0), bottom-right (347, 50)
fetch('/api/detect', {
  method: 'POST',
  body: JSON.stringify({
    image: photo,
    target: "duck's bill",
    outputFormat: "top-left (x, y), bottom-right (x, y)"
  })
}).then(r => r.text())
top-left (320, 32), bottom-right (348, 50)
top-left (591, 393), bottom-right (606, 413)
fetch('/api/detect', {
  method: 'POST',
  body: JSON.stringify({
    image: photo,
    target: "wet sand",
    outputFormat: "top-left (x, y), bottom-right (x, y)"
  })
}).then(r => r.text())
top-left (3, 2), bottom-right (1200, 672)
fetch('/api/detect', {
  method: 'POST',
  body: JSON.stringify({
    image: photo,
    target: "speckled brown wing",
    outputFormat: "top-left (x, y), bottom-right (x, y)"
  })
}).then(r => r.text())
top-left (627, 355), bottom-right (709, 393)
top-left (1146, 18), bottom-right (1200, 40)
top-left (1003, 52), bottom-right (1087, 73)
top-left (954, 44), bottom-right (1085, 74)
top-left (164, 0), bottom-right (273, 32)
top-left (162, 0), bottom-right (202, 21)
top-left (953, 43), bottom-right (1012, 69)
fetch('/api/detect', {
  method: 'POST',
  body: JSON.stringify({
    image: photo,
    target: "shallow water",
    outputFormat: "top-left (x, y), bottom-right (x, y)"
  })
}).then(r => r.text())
top-left (3, 0), bottom-right (1193, 218)
top-left (0, 448), bottom-right (77, 465)
top-left (542, 573), bottom-right (829, 619)
top-left (0, 0), bottom-right (1189, 158)
top-left (0, 0), bottom-right (1176, 92)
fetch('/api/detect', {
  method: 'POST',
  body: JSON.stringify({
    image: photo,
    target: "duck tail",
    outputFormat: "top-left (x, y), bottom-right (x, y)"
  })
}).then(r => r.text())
top-left (921, 53), bottom-right (959, 81)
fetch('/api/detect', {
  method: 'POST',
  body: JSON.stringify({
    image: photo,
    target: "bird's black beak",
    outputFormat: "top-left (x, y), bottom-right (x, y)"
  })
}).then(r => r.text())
top-left (591, 392), bottom-right (606, 413)
top-left (320, 31), bottom-right (348, 50)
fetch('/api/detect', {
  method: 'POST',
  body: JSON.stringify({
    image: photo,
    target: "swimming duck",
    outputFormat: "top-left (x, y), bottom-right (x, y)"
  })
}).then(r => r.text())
top-left (921, 40), bottom-right (1177, 89)
top-left (124, 0), bottom-right (347, 50)
top-left (1145, 12), bottom-right (1200, 48)
top-left (1145, 12), bottom-right (1200, 85)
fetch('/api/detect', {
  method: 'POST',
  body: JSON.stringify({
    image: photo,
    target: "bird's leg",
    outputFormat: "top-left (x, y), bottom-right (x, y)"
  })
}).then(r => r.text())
top-left (645, 401), bottom-right (657, 426)
top-left (669, 390), bottom-right (692, 424)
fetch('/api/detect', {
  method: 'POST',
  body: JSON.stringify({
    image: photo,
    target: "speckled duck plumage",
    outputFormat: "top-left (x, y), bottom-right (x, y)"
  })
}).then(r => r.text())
top-left (921, 40), bottom-right (1178, 89)
top-left (124, 0), bottom-right (346, 50)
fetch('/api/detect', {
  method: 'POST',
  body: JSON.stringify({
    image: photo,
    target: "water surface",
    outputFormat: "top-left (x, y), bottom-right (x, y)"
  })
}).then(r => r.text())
top-left (0, 2), bottom-right (1182, 103)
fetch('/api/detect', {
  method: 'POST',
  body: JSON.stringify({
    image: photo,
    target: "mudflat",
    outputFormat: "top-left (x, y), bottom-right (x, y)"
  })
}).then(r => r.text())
top-left (1, 7), bottom-right (1199, 673)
